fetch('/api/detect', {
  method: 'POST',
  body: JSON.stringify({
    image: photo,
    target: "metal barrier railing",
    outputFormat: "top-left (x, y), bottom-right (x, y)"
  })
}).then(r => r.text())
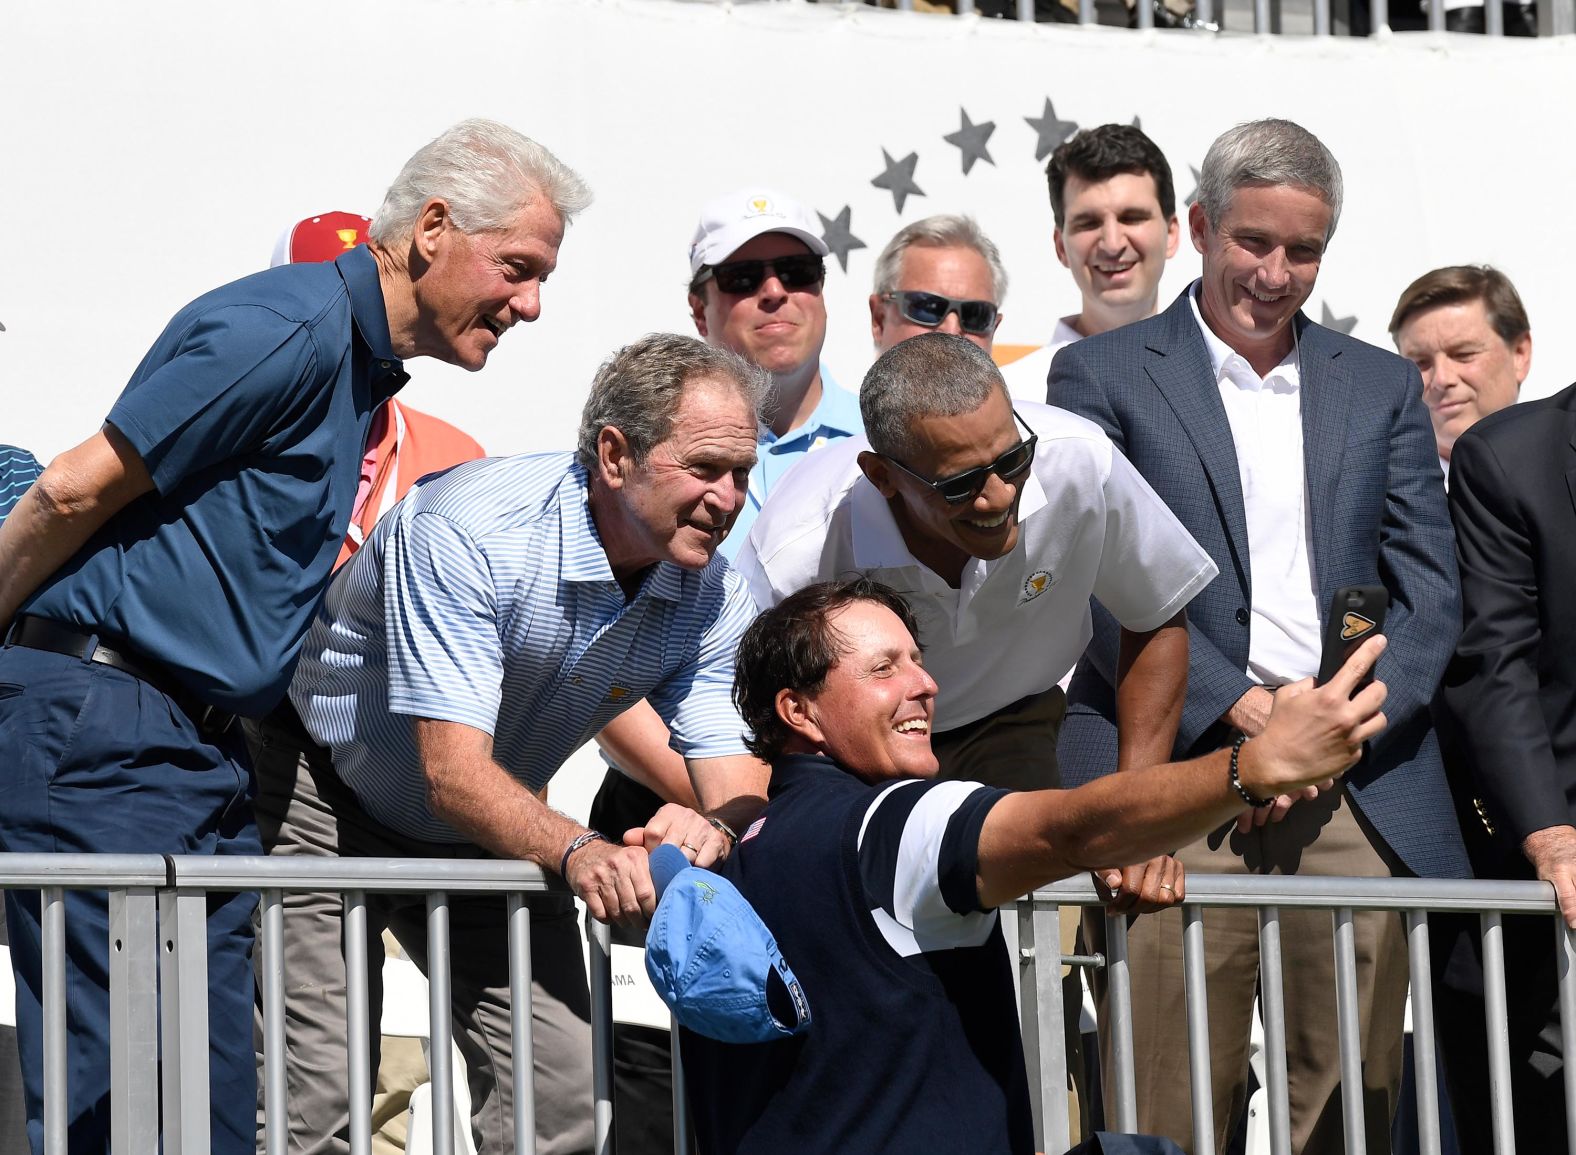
top-left (1, 855), bottom-right (1572, 1155)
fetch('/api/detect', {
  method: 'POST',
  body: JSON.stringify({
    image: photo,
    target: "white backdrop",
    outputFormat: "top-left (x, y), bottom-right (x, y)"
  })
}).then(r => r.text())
top-left (4, 0), bottom-right (1572, 461)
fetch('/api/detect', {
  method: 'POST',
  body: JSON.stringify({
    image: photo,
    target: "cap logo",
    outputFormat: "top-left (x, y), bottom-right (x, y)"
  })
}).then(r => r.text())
top-left (1022, 570), bottom-right (1053, 603)
top-left (691, 879), bottom-right (719, 904)
top-left (335, 228), bottom-right (361, 250)
top-left (748, 196), bottom-right (771, 215)
top-left (1340, 611), bottom-right (1376, 641)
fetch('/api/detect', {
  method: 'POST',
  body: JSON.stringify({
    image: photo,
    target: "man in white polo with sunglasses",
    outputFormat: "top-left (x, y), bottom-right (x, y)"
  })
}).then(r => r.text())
top-left (736, 332), bottom-right (1212, 806)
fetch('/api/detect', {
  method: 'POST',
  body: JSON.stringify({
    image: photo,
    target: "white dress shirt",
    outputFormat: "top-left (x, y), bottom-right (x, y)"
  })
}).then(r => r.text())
top-left (1188, 288), bottom-right (1322, 685)
top-left (1000, 317), bottom-right (1085, 403)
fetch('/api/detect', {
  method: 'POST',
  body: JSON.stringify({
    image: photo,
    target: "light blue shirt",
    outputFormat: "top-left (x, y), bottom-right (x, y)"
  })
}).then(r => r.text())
top-left (0, 445), bottom-right (42, 523)
top-left (290, 452), bottom-right (757, 843)
top-left (723, 369), bottom-right (862, 560)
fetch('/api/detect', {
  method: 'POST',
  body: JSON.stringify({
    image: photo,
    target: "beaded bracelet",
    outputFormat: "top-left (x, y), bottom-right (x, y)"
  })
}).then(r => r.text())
top-left (1229, 733), bottom-right (1274, 807)
top-left (558, 829), bottom-right (609, 879)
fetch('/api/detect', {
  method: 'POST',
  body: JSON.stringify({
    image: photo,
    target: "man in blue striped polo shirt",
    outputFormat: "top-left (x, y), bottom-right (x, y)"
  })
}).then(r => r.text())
top-left (253, 333), bottom-right (772, 1155)
top-left (0, 445), bottom-right (41, 523)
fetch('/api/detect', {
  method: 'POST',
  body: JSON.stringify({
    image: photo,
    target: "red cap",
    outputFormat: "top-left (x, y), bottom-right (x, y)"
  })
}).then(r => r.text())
top-left (271, 212), bottom-right (372, 267)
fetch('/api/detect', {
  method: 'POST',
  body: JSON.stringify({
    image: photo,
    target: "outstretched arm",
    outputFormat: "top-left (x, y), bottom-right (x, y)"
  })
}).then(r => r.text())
top-left (975, 636), bottom-right (1388, 909)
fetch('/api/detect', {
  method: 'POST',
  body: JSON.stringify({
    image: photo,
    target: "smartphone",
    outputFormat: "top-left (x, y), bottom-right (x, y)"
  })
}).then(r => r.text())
top-left (1315, 585), bottom-right (1389, 688)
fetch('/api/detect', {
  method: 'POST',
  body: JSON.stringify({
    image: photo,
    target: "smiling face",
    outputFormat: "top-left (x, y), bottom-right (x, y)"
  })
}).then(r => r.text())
top-left (610, 374), bottom-right (759, 574)
top-left (869, 243), bottom-right (1000, 353)
top-left (1396, 297), bottom-right (1530, 459)
top-left (859, 386), bottom-right (1027, 586)
top-left (410, 196), bottom-right (565, 371)
top-left (691, 233), bottom-right (828, 378)
top-left (786, 599), bottom-right (939, 784)
top-left (1191, 183), bottom-right (1333, 373)
top-left (1054, 170), bottom-right (1179, 332)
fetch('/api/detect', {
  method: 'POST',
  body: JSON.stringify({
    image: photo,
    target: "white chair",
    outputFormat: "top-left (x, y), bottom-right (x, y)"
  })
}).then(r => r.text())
top-left (383, 949), bottom-right (477, 1155)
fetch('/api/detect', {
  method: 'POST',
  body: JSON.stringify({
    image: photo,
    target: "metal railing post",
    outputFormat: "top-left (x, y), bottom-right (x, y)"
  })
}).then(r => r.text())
top-left (670, 1015), bottom-right (693, 1155)
top-left (427, 894), bottom-right (457, 1155)
top-left (1331, 908), bottom-right (1366, 1153)
top-left (1557, 918), bottom-right (1576, 1150)
top-left (1035, 903), bottom-right (1070, 1152)
top-left (1405, 910), bottom-right (1443, 1155)
top-left (1102, 911), bottom-right (1137, 1132)
top-left (507, 893), bottom-right (536, 1155)
top-left (1257, 907), bottom-right (1292, 1155)
top-left (41, 886), bottom-right (67, 1155)
top-left (110, 885), bottom-right (159, 1155)
top-left (345, 891), bottom-right (372, 1155)
top-left (588, 919), bottom-right (616, 1155)
top-left (260, 889), bottom-right (288, 1155)
top-left (159, 887), bottom-right (212, 1155)
top-left (1481, 912), bottom-right (1516, 1152)
top-left (1182, 904), bottom-right (1216, 1155)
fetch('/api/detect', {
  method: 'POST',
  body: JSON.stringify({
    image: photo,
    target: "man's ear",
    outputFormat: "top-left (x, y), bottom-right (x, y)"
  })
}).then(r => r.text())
top-left (595, 426), bottom-right (633, 489)
top-left (1164, 213), bottom-right (1181, 260)
top-left (869, 293), bottom-right (888, 349)
top-left (857, 450), bottom-right (899, 499)
top-left (689, 291), bottom-right (709, 339)
top-left (1053, 227), bottom-right (1070, 269)
top-left (1512, 330), bottom-right (1533, 388)
top-left (1188, 202), bottom-right (1210, 256)
top-left (414, 198), bottom-right (453, 266)
top-left (775, 687), bottom-right (824, 749)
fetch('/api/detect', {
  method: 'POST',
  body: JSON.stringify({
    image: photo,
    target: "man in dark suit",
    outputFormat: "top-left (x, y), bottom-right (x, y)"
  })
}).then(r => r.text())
top-left (1434, 385), bottom-right (1576, 1152)
top-left (1048, 118), bottom-right (1468, 1154)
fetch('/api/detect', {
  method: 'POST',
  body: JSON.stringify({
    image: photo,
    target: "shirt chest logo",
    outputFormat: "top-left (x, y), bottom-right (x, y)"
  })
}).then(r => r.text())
top-left (1021, 570), bottom-right (1054, 604)
top-left (606, 684), bottom-right (632, 702)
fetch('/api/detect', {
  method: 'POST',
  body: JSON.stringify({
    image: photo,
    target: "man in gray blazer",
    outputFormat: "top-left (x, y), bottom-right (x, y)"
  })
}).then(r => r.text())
top-left (1049, 118), bottom-right (1467, 1154)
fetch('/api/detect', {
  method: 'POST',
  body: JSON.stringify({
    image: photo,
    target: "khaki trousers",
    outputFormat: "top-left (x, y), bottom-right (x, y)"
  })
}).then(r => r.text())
top-left (932, 685), bottom-right (1089, 1143)
top-left (1087, 786), bottom-right (1408, 1154)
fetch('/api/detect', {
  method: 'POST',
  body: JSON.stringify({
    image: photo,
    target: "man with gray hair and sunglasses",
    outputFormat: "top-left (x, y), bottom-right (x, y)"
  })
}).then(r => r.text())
top-left (1049, 118), bottom-right (1466, 1153)
top-left (0, 117), bottom-right (586, 1154)
top-left (869, 214), bottom-right (1008, 355)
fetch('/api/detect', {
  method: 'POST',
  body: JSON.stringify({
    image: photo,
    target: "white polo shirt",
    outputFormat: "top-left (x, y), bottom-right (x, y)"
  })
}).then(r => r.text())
top-left (734, 401), bottom-right (1218, 732)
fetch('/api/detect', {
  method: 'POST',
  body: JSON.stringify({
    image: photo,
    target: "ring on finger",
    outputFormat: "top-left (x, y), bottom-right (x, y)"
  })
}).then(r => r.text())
top-left (1159, 883), bottom-right (1175, 892)
top-left (681, 841), bottom-right (700, 853)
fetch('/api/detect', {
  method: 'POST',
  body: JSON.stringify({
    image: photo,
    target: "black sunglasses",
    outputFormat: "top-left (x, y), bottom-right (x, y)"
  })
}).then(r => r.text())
top-left (881, 290), bottom-right (999, 336)
top-left (698, 254), bottom-right (826, 296)
top-left (885, 410), bottom-right (1038, 504)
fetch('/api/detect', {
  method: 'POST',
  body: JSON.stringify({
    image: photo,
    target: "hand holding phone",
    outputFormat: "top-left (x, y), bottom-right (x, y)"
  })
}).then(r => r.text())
top-left (1316, 585), bottom-right (1389, 689)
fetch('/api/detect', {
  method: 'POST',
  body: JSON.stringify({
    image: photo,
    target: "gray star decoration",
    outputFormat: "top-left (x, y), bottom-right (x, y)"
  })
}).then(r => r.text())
top-left (1319, 302), bottom-right (1358, 335)
top-left (1185, 165), bottom-right (1203, 208)
top-left (1025, 99), bottom-right (1078, 162)
top-left (943, 109), bottom-right (996, 175)
top-left (817, 206), bottom-right (867, 273)
top-left (871, 149), bottom-right (925, 215)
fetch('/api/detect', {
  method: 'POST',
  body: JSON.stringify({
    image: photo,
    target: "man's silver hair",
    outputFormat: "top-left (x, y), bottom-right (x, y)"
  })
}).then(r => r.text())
top-left (871, 214), bottom-right (1009, 303)
top-left (369, 118), bottom-right (592, 244)
top-left (1196, 119), bottom-right (1343, 241)
top-left (861, 333), bottom-right (1007, 462)
top-left (576, 333), bottom-right (770, 473)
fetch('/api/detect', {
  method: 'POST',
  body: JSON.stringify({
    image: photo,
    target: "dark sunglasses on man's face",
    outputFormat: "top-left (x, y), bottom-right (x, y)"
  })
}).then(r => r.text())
top-left (881, 290), bottom-right (999, 336)
top-left (699, 254), bottom-right (827, 296)
top-left (885, 410), bottom-right (1038, 504)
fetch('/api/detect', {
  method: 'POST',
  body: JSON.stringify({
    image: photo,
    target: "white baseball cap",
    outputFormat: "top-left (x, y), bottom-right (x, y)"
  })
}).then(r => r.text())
top-left (688, 189), bottom-right (829, 276)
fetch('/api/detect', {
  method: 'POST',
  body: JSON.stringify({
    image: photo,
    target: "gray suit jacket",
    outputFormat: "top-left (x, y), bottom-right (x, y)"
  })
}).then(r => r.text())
top-left (1048, 289), bottom-right (1469, 879)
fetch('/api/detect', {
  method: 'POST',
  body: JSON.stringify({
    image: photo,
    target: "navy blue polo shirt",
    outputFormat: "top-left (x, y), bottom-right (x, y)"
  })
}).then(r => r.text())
top-left (24, 246), bottom-right (407, 715)
top-left (682, 754), bottom-right (1032, 1153)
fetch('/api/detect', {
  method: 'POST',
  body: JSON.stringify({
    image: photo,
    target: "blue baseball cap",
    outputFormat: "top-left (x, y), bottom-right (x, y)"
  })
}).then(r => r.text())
top-left (644, 844), bottom-right (811, 1044)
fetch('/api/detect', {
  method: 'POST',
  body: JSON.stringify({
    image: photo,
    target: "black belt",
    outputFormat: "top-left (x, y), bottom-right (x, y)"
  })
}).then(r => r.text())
top-left (4, 615), bottom-right (236, 736)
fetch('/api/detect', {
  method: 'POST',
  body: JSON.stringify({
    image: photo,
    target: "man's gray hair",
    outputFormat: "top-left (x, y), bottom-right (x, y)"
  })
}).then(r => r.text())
top-left (576, 333), bottom-right (770, 472)
top-left (369, 118), bottom-right (593, 244)
top-left (860, 333), bottom-right (1007, 461)
top-left (1196, 119), bottom-right (1343, 241)
top-left (871, 214), bottom-right (1009, 303)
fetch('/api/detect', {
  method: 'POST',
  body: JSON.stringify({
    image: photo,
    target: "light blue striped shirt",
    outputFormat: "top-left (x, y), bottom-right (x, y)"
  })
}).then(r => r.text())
top-left (0, 444), bottom-right (42, 523)
top-left (290, 452), bottom-right (756, 843)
